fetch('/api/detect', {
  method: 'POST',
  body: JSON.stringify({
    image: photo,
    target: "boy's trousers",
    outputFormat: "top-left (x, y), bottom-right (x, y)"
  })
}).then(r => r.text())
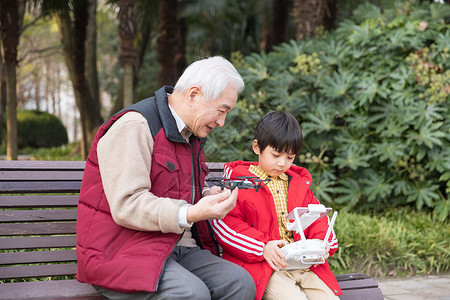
top-left (263, 268), bottom-right (340, 300)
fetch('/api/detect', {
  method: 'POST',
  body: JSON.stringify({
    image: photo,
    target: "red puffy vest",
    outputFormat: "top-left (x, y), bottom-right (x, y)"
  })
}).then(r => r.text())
top-left (76, 86), bottom-right (218, 293)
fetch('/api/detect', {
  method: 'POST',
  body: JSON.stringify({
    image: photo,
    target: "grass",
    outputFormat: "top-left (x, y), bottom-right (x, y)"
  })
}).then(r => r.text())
top-left (0, 142), bottom-right (82, 160)
top-left (329, 207), bottom-right (449, 279)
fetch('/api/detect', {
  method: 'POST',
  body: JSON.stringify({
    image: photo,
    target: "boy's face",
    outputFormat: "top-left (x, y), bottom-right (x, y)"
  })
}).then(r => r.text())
top-left (252, 140), bottom-right (296, 177)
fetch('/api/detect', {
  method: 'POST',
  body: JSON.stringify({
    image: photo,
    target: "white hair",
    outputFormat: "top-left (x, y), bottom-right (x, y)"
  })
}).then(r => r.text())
top-left (174, 56), bottom-right (244, 102)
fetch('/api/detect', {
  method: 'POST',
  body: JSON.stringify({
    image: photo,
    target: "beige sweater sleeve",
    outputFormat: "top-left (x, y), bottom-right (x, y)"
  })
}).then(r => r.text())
top-left (97, 112), bottom-right (186, 234)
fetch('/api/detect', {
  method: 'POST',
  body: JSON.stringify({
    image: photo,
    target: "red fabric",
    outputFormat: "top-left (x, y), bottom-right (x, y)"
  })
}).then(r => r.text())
top-left (212, 160), bottom-right (342, 299)
top-left (76, 109), bottom-right (214, 293)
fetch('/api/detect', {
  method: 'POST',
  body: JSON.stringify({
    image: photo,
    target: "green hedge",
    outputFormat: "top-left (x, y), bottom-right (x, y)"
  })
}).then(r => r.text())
top-left (205, 1), bottom-right (450, 220)
top-left (17, 110), bottom-right (68, 148)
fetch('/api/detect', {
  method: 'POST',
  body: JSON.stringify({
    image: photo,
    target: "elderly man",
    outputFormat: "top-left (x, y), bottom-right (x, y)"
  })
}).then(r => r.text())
top-left (76, 57), bottom-right (256, 300)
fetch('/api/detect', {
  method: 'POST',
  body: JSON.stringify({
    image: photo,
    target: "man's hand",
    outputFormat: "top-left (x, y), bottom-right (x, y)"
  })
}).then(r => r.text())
top-left (202, 185), bottom-right (223, 197)
top-left (263, 240), bottom-right (289, 271)
top-left (187, 188), bottom-right (238, 222)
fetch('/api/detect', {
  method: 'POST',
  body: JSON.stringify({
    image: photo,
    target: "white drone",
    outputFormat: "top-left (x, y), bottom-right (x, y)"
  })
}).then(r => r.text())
top-left (280, 204), bottom-right (338, 270)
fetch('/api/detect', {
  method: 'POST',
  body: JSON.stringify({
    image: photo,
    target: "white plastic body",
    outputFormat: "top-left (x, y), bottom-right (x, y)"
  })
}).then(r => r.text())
top-left (279, 204), bottom-right (338, 270)
top-left (280, 239), bottom-right (325, 270)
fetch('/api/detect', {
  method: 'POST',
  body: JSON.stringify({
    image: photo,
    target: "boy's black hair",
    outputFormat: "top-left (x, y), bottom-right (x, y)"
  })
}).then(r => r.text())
top-left (254, 111), bottom-right (303, 155)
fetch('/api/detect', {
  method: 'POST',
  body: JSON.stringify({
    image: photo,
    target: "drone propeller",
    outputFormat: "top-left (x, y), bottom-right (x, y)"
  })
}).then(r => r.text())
top-left (208, 176), bottom-right (270, 191)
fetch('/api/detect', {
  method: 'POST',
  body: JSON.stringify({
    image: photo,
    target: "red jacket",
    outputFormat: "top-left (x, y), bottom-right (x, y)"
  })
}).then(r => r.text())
top-left (77, 87), bottom-right (216, 293)
top-left (212, 160), bottom-right (342, 299)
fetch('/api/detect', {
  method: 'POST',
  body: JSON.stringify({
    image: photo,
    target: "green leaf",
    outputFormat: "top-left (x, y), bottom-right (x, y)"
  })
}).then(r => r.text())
top-left (407, 121), bottom-right (446, 149)
top-left (334, 178), bottom-right (362, 208)
top-left (354, 77), bottom-right (378, 106)
top-left (434, 31), bottom-right (450, 52)
top-left (334, 145), bottom-right (372, 170)
top-left (389, 66), bottom-right (413, 91)
top-left (394, 178), bottom-right (412, 196)
top-left (406, 184), bottom-right (440, 209)
top-left (360, 171), bottom-right (393, 202)
top-left (425, 148), bottom-right (450, 173)
top-left (312, 177), bottom-right (336, 204)
top-left (372, 140), bottom-right (407, 163)
top-left (319, 71), bottom-right (356, 99)
top-left (302, 103), bottom-right (335, 135)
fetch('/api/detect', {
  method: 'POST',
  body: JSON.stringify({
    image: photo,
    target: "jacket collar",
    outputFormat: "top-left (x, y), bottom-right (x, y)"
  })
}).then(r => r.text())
top-left (155, 86), bottom-right (206, 145)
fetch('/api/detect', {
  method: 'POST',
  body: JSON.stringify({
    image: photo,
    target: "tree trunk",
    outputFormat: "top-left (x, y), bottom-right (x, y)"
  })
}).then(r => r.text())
top-left (0, 0), bottom-right (22, 160)
top-left (175, 16), bottom-right (186, 78)
top-left (157, 0), bottom-right (178, 87)
top-left (271, 0), bottom-right (290, 48)
top-left (118, 0), bottom-right (138, 108)
top-left (33, 70), bottom-right (41, 110)
top-left (86, 0), bottom-right (100, 110)
top-left (57, 0), bottom-right (102, 159)
top-left (0, 49), bottom-right (6, 144)
top-left (3, 61), bottom-right (17, 160)
top-left (260, 0), bottom-right (272, 52)
top-left (292, 0), bottom-right (337, 40)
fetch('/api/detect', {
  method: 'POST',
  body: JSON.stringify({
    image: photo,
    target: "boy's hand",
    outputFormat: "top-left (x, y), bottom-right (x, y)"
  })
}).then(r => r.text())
top-left (263, 240), bottom-right (289, 271)
top-left (312, 239), bottom-right (330, 268)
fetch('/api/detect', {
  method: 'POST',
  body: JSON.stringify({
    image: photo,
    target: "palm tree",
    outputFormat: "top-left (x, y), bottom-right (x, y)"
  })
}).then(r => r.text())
top-left (109, 0), bottom-right (157, 114)
top-left (118, 0), bottom-right (138, 107)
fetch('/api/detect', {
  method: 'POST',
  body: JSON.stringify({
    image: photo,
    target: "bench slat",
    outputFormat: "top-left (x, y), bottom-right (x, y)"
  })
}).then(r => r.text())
top-left (0, 181), bottom-right (82, 193)
top-left (0, 279), bottom-right (104, 300)
top-left (0, 195), bottom-right (79, 208)
top-left (339, 287), bottom-right (384, 300)
top-left (0, 236), bottom-right (76, 250)
top-left (205, 162), bottom-right (225, 171)
top-left (0, 209), bottom-right (77, 222)
top-left (0, 249), bottom-right (76, 265)
top-left (0, 170), bottom-right (85, 181)
top-left (338, 278), bottom-right (379, 290)
top-left (0, 160), bottom-right (86, 170)
top-left (0, 263), bottom-right (77, 280)
top-left (0, 222), bottom-right (76, 236)
top-left (335, 273), bottom-right (370, 281)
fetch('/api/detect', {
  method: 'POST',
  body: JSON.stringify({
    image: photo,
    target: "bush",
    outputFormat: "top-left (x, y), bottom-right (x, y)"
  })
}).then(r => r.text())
top-left (205, 1), bottom-right (450, 220)
top-left (330, 208), bottom-right (449, 278)
top-left (17, 110), bottom-right (68, 148)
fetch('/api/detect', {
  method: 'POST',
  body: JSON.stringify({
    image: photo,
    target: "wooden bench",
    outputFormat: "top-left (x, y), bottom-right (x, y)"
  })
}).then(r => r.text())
top-left (0, 160), bottom-right (383, 300)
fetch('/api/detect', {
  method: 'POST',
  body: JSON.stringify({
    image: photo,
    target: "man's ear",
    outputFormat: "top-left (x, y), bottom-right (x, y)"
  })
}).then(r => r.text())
top-left (252, 140), bottom-right (260, 155)
top-left (185, 86), bottom-right (202, 106)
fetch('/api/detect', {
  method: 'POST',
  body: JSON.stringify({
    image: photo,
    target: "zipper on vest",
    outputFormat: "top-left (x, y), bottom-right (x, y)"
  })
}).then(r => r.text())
top-left (190, 142), bottom-right (195, 204)
top-left (197, 142), bottom-right (220, 256)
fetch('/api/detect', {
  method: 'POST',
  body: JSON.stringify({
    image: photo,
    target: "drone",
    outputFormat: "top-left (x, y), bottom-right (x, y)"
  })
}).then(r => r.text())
top-left (208, 176), bottom-right (271, 192)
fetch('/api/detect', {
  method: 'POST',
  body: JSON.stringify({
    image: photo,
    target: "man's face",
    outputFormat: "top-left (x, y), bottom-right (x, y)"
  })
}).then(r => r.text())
top-left (188, 85), bottom-right (238, 138)
top-left (253, 142), bottom-right (296, 177)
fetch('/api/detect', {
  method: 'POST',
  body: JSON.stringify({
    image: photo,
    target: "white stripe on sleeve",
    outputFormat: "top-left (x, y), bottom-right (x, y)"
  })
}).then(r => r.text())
top-left (212, 219), bottom-right (265, 256)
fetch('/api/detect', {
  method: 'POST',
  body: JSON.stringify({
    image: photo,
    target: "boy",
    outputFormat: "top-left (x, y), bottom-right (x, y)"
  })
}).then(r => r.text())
top-left (212, 111), bottom-right (342, 300)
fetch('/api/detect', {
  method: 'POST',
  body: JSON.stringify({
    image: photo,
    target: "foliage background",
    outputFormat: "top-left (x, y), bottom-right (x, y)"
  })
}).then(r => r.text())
top-left (205, 2), bottom-right (450, 221)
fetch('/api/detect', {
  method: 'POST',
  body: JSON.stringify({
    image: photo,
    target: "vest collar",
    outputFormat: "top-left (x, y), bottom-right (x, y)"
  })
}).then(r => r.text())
top-left (156, 86), bottom-right (206, 145)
